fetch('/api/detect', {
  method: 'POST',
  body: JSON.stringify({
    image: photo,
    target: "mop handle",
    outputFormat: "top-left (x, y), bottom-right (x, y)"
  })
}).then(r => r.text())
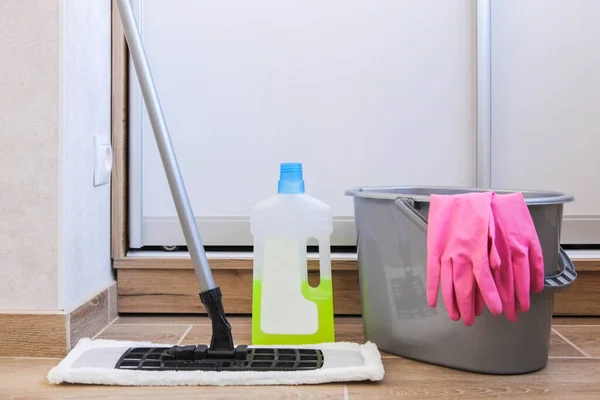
top-left (115, 0), bottom-right (216, 292)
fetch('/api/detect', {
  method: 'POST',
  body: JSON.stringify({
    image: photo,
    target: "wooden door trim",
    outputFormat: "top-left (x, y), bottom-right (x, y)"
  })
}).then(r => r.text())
top-left (111, 0), bottom-right (128, 261)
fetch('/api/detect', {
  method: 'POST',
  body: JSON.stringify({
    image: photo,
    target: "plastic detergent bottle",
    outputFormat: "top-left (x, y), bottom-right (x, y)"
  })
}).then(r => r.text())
top-left (251, 162), bottom-right (335, 345)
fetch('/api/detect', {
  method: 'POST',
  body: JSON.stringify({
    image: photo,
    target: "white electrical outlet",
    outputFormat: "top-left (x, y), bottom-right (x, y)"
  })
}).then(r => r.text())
top-left (93, 135), bottom-right (113, 186)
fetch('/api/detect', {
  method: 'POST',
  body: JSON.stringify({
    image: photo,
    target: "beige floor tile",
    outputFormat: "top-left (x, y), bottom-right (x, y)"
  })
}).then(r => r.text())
top-left (180, 321), bottom-right (400, 360)
top-left (178, 316), bottom-right (399, 360)
top-left (550, 331), bottom-right (586, 357)
top-left (116, 315), bottom-right (254, 326)
top-left (336, 324), bottom-right (579, 360)
top-left (553, 326), bottom-right (600, 357)
top-left (96, 324), bottom-right (189, 344)
top-left (113, 316), bottom-right (587, 361)
top-left (333, 320), bottom-right (398, 359)
top-left (181, 324), bottom-right (252, 346)
top-left (334, 321), bottom-right (364, 343)
top-left (180, 317), bottom-right (366, 345)
top-left (346, 357), bottom-right (600, 399)
top-left (9, 314), bottom-right (600, 399)
top-left (0, 358), bottom-right (344, 399)
top-left (7, 316), bottom-right (600, 399)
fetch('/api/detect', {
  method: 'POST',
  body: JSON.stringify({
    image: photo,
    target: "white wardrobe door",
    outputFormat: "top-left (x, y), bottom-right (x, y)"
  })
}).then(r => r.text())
top-left (490, 0), bottom-right (600, 244)
top-left (129, 0), bottom-right (478, 247)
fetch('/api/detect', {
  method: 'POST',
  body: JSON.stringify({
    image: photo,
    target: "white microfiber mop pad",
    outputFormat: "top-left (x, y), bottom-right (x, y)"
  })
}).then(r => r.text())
top-left (47, 338), bottom-right (384, 386)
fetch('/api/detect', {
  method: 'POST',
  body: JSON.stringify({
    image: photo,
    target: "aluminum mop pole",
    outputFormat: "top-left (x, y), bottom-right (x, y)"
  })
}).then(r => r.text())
top-left (115, 0), bottom-right (241, 359)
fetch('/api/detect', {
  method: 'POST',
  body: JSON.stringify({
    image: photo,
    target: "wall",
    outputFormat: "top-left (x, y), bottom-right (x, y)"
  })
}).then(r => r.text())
top-left (60, 0), bottom-right (113, 312)
top-left (0, 0), bottom-right (60, 310)
top-left (0, 0), bottom-right (114, 311)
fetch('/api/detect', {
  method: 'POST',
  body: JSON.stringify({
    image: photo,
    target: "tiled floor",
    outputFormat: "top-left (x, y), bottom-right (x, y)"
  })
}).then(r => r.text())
top-left (2, 316), bottom-right (600, 399)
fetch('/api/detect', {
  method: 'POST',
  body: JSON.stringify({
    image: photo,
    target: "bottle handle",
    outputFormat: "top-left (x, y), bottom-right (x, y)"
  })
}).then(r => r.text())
top-left (317, 237), bottom-right (332, 285)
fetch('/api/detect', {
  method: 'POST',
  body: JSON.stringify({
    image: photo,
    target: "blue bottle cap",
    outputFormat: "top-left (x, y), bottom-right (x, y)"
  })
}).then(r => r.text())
top-left (278, 162), bottom-right (305, 194)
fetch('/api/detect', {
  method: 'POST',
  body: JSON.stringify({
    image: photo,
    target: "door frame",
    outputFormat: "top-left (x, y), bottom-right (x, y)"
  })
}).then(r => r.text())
top-left (111, 0), bottom-right (128, 261)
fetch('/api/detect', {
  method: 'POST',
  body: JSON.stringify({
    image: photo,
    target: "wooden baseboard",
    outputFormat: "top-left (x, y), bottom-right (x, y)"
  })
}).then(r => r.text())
top-left (0, 282), bottom-right (117, 358)
top-left (68, 282), bottom-right (118, 349)
top-left (117, 269), bottom-right (361, 314)
top-left (115, 258), bottom-right (600, 316)
top-left (554, 270), bottom-right (600, 315)
top-left (114, 257), bottom-right (358, 271)
top-left (0, 313), bottom-right (68, 358)
top-left (110, 0), bottom-right (129, 261)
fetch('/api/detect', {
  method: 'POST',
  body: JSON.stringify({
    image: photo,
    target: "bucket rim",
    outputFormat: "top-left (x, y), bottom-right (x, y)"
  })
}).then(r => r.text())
top-left (344, 185), bottom-right (575, 205)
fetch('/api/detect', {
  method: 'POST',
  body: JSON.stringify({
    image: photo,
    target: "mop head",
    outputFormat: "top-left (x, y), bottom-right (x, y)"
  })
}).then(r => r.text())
top-left (47, 338), bottom-right (385, 386)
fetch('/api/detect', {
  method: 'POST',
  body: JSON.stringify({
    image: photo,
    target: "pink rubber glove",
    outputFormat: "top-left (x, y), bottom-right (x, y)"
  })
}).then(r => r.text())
top-left (427, 192), bottom-right (503, 326)
top-left (491, 192), bottom-right (545, 321)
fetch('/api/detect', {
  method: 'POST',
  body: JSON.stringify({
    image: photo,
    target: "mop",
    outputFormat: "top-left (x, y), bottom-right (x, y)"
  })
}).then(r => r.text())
top-left (47, 0), bottom-right (384, 386)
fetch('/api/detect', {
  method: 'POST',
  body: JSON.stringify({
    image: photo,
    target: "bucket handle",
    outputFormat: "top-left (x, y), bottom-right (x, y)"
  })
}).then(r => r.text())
top-left (545, 247), bottom-right (577, 291)
top-left (395, 198), bottom-right (428, 232)
top-left (394, 198), bottom-right (577, 291)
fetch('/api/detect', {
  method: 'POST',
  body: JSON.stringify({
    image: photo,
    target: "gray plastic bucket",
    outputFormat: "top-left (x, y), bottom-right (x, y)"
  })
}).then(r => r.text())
top-left (345, 186), bottom-right (577, 374)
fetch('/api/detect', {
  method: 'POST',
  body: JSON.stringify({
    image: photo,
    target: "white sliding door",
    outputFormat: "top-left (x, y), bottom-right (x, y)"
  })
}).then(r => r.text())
top-left (128, 0), bottom-right (478, 247)
top-left (490, 0), bottom-right (600, 244)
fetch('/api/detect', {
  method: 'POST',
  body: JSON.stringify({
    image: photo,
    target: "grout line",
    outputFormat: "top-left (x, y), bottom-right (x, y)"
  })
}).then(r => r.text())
top-left (552, 328), bottom-right (592, 358)
top-left (177, 325), bottom-right (194, 345)
top-left (93, 318), bottom-right (117, 340)
top-left (343, 384), bottom-right (349, 400)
